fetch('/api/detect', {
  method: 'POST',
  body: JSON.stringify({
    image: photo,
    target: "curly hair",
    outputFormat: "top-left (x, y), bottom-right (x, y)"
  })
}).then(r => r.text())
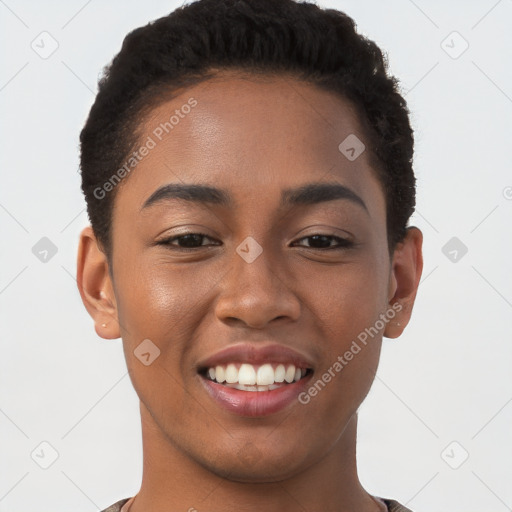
top-left (79, 0), bottom-right (415, 263)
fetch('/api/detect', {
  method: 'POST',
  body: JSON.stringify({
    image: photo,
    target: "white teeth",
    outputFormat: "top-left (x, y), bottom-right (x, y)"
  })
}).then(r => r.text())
top-left (215, 365), bottom-right (226, 383)
top-left (224, 383), bottom-right (283, 392)
top-left (284, 365), bottom-right (296, 383)
top-left (225, 364), bottom-right (238, 384)
top-left (238, 364), bottom-right (256, 385)
top-left (206, 363), bottom-right (308, 388)
top-left (256, 364), bottom-right (274, 385)
top-left (274, 364), bottom-right (286, 383)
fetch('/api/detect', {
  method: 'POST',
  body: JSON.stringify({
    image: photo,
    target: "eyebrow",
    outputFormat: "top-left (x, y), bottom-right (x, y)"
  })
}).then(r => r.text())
top-left (141, 182), bottom-right (368, 213)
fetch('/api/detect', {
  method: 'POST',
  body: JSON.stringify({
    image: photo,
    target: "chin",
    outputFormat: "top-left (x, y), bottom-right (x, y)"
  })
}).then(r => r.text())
top-left (196, 445), bottom-right (310, 484)
top-left (206, 462), bottom-right (300, 484)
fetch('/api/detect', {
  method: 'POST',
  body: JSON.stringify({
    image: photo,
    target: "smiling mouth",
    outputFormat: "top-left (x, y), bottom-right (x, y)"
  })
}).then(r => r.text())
top-left (199, 362), bottom-right (314, 392)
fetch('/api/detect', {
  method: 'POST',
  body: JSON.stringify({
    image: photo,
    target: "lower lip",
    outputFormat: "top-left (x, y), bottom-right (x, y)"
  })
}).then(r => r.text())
top-left (200, 374), bottom-right (313, 417)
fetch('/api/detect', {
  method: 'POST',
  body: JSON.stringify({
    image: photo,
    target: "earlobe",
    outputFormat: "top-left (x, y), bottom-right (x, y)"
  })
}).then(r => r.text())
top-left (76, 226), bottom-right (121, 340)
top-left (384, 226), bottom-right (423, 339)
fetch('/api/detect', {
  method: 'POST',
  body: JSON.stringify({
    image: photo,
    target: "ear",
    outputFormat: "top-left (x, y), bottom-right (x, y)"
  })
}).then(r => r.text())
top-left (76, 226), bottom-right (120, 340)
top-left (384, 226), bottom-right (423, 339)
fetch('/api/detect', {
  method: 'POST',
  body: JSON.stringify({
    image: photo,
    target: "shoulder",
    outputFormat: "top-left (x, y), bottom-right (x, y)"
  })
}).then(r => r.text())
top-left (98, 496), bottom-right (414, 512)
top-left (99, 498), bottom-right (132, 512)
top-left (381, 498), bottom-right (415, 512)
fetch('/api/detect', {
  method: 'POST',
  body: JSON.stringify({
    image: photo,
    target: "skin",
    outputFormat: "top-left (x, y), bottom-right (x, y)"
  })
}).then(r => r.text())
top-left (77, 70), bottom-right (423, 512)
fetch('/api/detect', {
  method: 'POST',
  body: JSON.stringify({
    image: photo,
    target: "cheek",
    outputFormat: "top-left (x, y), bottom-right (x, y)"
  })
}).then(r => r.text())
top-left (306, 256), bottom-right (388, 338)
top-left (113, 265), bottom-right (205, 423)
top-left (115, 261), bottom-right (208, 336)
top-left (114, 260), bottom-right (225, 379)
top-left (299, 257), bottom-right (388, 403)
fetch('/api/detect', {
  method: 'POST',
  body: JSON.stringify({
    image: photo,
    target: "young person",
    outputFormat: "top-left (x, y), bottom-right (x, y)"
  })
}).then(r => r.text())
top-left (76, 0), bottom-right (423, 510)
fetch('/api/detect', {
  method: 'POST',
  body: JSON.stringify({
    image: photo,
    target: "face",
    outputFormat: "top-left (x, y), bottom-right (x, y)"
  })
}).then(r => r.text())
top-left (79, 71), bottom-right (421, 483)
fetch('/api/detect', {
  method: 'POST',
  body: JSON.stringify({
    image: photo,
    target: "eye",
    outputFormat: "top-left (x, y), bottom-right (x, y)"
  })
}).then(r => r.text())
top-left (291, 234), bottom-right (353, 250)
top-left (158, 233), bottom-right (220, 250)
top-left (157, 233), bottom-right (353, 251)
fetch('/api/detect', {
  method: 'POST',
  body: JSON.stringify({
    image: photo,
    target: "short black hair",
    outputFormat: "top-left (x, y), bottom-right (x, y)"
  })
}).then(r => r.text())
top-left (79, 0), bottom-right (415, 263)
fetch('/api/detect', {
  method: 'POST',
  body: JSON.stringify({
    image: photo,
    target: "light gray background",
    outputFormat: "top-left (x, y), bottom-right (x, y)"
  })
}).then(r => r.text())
top-left (1, 1), bottom-right (511, 511)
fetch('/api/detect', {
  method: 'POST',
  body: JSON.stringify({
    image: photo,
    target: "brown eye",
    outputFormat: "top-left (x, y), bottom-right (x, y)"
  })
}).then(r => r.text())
top-left (292, 235), bottom-right (353, 250)
top-left (159, 233), bottom-right (220, 249)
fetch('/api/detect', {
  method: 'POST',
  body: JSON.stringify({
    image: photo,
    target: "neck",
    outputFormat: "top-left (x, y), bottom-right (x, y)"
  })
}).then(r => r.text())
top-left (130, 401), bottom-right (381, 512)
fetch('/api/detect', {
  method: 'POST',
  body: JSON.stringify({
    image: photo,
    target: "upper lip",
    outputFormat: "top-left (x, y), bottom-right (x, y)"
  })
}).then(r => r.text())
top-left (197, 343), bottom-right (315, 371)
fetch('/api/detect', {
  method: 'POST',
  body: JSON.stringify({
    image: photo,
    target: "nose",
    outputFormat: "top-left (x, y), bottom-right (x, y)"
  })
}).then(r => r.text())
top-left (214, 243), bottom-right (301, 329)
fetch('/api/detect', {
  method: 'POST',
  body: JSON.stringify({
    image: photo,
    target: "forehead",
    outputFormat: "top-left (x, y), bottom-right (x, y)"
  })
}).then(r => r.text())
top-left (114, 71), bottom-right (385, 217)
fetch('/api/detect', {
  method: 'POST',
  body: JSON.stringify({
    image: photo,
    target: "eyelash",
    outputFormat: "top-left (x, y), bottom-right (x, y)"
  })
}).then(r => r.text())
top-left (157, 233), bottom-right (354, 251)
